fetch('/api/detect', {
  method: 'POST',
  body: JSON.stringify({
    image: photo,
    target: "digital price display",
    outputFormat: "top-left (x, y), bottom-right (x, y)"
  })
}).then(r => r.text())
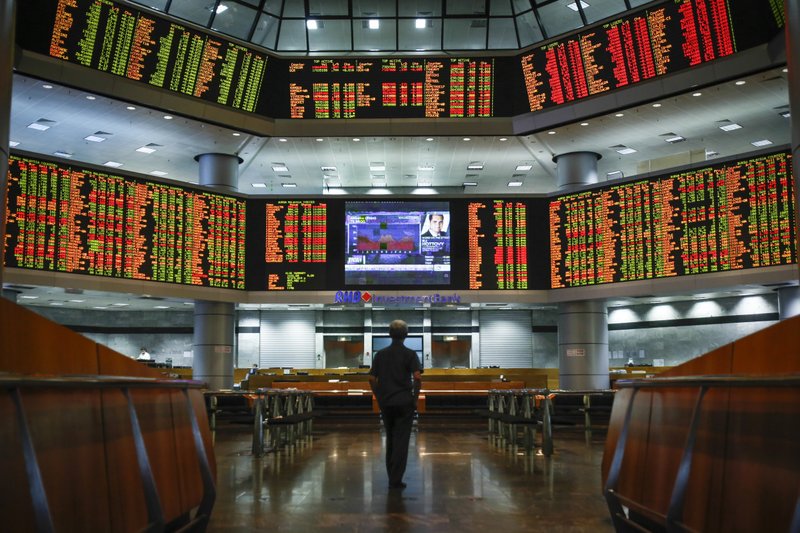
top-left (520, 0), bottom-right (783, 113)
top-left (467, 200), bottom-right (529, 290)
top-left (263, 200), bottom-right (328, 290)
top-left (549, 151), bottom-right (797, 288)
top-left (4, 155), bottom-right (246, 288)
top-left (281, 58), bottom-right (496, 119)
top-left (17, 0), bottom-right (267, 113)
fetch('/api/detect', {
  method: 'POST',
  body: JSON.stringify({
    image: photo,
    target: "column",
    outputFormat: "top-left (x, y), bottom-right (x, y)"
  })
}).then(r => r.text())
top-left (192, 153), bottom-right (241, 389)
top-left (558, 300), bottom-right (609, 389)
top-left (777, 286), bottom-right (800, 320)
top-left (553, 151), bottom-right (601, 191)
top-left (554, 151), bottom-right (609, 389)
top-left (787, 0), bottom-right (800, 273)
top-left (0, 0), bottom-right (16, 286)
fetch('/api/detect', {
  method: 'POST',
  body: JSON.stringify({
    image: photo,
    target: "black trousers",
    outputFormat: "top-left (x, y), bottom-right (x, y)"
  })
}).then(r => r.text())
top-left (381, 403), bottom-right (415, 486)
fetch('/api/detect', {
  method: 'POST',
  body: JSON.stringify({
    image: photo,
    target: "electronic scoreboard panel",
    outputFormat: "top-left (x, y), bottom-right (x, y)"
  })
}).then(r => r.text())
top-left (549, 150), bottom-right (797, 289)
top-left (4, 154), bottom-right (246, 289)
top-left (16, 0), bottom-right (783, 121)
top-left (520, 0), bottom-right (785, 113)
top-left (17, 0), bottom-right (268, 113)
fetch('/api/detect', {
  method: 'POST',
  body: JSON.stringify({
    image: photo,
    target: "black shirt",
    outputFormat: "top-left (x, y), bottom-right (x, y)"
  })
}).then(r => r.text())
top-left (369, 340), bottom-right (422, 407)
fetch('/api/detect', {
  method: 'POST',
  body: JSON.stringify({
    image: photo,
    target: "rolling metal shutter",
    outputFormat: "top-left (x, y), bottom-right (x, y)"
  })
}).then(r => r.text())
top-left (259, 311), bottom-right (316, 368)
top-left (479, 310), bottom-right (533, 368)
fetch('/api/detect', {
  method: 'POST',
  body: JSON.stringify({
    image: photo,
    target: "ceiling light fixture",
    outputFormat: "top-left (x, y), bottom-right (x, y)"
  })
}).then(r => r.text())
top-left (415, 18), bottom-right (426, 28)
top-left (149, 170), bottom-right (168, 176)
top-left (307, 20), bottom-right (318, 29)
top-left (566, 0), bottom-right (589, 11)
top-left (580, 122), bottom-right (589, 126)
top-left (615, 113), bottom-right (623, 117)
top-left (42, 84), bottom-right (53, 89)
top-left (692, 92), bottom-right (702, 96)
top-left (369, 163), bottom-right (386, 171)
top-left (751, 139), bottom-right (773, 147)
top-left (613, 145), bottom-right (637, 155)
top-left (515, 164), bottom-right (533, 171)
top-left (272, 165), bottom-right (289, 172)
top-left (252, 183), bottom-right (267, 188)
top-left (718, 121), bottom-right (742, 131)
top-left (418, 165), bottom-right (435, 171)
top-left (53, 151), bottom-right (72, 158)
top-left (281, 183), bottom-right (297, 188)
top-left (353, 138), bottom-right (361, 142)
top-left (84, 135), bottom-right (106, 142)
top-left (316, 138), bottom-right (324, 142)
top-left (278, 138), bottom-right (287, 142)
top-left (467, 162), bottom-right (484, 170)
top-left (163, 115), bottom-right (173, 120)
top-left (547, 131), bottom-right (556, 135)
top-left (507, 181), bottom-right (523, 187)
top-left (425, 137), bottom-right (434, 141)
top-left (136, 146), bottom-right (157, 154)
top-left (735, 80), bottom-right (746, 85)
top-left (126, 105), bottom-right (136, 110)
top-left (215, 4), bottom-right (228, 14)
top-left (85, 95), bottom-right (96, 100)
top-left (462, 182), bottom-right (478, 187)
top-left (606, 170), bottom-right (624, 180)
top-left (368, 19), bottom-right (379, 29)
top-left (232, 132), bottom-right (241, 136)
top-left (9, 141), bottom-right (20, 147)
top-left (463, 137), bottom-right (471, 141)
top-left (652, 103), bottom-right (662, 108)
top-left (103, 161), bottom-right (123, 168)
top-left (321, 166), bottom-right (337, 172)
top-left (499, 137), bottom-right (508, 141)
top-left (28, 121), bottom-right (52, 131)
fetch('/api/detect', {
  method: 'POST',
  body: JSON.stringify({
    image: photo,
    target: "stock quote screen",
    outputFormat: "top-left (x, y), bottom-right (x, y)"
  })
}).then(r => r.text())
top-left (17, 0), bottom-right (268, 113)
top-left (549, 151), bottom-right (797, 288)
top-left (466, 200), bottom-right (530, 290)
top-left (276, 57), bottom-right (499, 119)
top-left (520, 0), bottom-right (784, 113)
top-left (4, 155), bottom-right (246, 288)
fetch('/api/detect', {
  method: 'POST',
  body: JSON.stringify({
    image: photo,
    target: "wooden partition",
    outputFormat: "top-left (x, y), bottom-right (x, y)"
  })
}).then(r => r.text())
top-left (601, 316), bottom-right (800, 532)
top-left (0, 298), bottom-right (216, 532)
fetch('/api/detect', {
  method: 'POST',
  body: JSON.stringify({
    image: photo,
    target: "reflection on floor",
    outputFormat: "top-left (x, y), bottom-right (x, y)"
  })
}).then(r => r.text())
top-left (207, 418), bottom-right (613, 532)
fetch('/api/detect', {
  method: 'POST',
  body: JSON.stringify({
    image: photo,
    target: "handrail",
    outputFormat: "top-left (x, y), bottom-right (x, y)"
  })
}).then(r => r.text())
top-left (604, 373), bottom-right (800, 533)
top-left (2, 373), bottom-right (214, 532)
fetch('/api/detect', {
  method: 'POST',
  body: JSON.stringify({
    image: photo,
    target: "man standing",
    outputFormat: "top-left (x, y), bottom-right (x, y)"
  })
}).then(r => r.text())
top-left (368, 320), bottom-right (422, 489)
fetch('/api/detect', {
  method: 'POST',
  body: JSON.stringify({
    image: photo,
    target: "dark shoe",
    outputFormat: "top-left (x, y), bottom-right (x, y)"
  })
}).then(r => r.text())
top-left (388, 482), bottom-right (407, 489)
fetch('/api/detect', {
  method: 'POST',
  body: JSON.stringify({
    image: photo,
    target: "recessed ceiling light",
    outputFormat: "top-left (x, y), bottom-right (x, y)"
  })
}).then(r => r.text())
top-left (282, 183), bottom-right (297, 188)
top-left (112, 303), bottom-right (129, 307)
top-left (735, 80), bottom-right (746, 85)
top-left (321, 166), bottom-right (337, 172)
top-left (272, 165), bottom-right (289, 172)
top-left (68, 299), bottom-right (85, 303)
top-left (50, 302), bottom-right (65, 306)
top-left (9, 141), bottom-right (19, 147)
top-left (751, 139), bottom-right (773, 147)
top-left (780, 111), bottom-right (791, 118)
top-left (664, 135), bottom-right (686, 143)
top-left (53, 151), bottom-right (72, 158)
top-left (462, 182), bottom-right (478, 187)
top-left (692, 92), bottom-right (702, 97)
top-left (499, 137), bottom-right (508, 141)
top-left (463, 137), bottom-right (471, 141)
top-left (252, 183), bottom-right (267, 188)
top-left (42, 84), bottom-right (53, 89)
top-left (307, 20), bottom-right (318, 29)
top-left (20, 295), bottom-right (39, 299)
top-left (614, 146), bottom-right (637, 155)
top-left (515, 164), bottom-right (533, 171)
top-left (126, 105), bottom-right (136, 110)
top-left (718, 122), bottom-right (742, 131)
top-left (154, 305), bottom-right (170, 309)
top-left (215, 4), bottom-right (228, 13)
top-left (566, 1), bottom-right (589, 11)
top-left (652, 103), bottom-right (662, 108)
top-left (783, 68), bottom-right (789, 73)
top-left (85, 95), bottom-right (96, 100)
top-left (418, 165), bottom-right (435, 171)
top-left (150, 170), bottom-right (168, 176)
top-left (467, 162), bottom-right (484, 170)
top-left (368, 19), bottom-right (379, 29)
top-left (28, 122), bottom-right (51, 131)
top-left (92, 306), bottom-right (108, 310)
top-left (136, 146), bottom-right (157, 154)
top-left (547, 131), bottom-right (556, 135)
top-left (507, 181), bottom-right (523, 187)
top-left (353, 138), bottom-right (361, 141)
top-left (425, 137), bottom-right (434, 141)
top-left (580, 122), bottom-right (589, 126)
top-left (370, 163), bottom-right (386, 171)
top-left (316, 138), bottom-right (324, 142)
top-left (84, 135), bottom-right (106, 142)
top-left (705, 149), bottom-right (719, 158)
top-left (232, 132), bottom-right (241, 136)
top-left (415, 18), bottom-right (426, 28)
top-left (163, 115), bottom-right (173, 120)
top-left (104, 161), bottom-right (123, 168)
top-left (278, 138), bottom-right (287, 142)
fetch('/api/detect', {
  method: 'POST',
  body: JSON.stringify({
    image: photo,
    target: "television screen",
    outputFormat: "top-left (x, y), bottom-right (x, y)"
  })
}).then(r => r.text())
top-left (345, 201), bottom-right (451, 285)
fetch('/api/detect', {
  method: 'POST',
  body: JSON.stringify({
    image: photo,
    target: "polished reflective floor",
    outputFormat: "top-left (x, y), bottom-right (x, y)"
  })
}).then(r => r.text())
top-left (207, 418), bottom-right (613, 532)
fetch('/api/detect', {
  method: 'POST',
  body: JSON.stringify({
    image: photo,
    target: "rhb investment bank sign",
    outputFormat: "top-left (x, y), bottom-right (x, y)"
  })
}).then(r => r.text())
top-left (334, 290), bottom-right (462, 305)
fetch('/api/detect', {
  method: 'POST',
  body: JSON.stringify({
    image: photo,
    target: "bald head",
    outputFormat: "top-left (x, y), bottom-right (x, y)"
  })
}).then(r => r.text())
top-left (388, 319), bottom-right (409, 339)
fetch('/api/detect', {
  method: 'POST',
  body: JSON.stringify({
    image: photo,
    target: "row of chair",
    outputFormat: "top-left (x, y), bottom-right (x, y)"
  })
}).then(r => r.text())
top-left (487, 389), bottom-right (615, 455)
top-left (252, 389), bottom-right (315, 456)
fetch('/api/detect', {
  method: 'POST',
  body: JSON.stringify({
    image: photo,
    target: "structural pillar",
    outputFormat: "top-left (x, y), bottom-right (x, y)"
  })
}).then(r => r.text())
top-left (554, 152), bottom-right (609, 389)
top-left (777, 286), bottom-right (800, 320)
top-left (192, 153), bottom-right (241, 389)
top-left (0, 0), bottom-right (17, 287)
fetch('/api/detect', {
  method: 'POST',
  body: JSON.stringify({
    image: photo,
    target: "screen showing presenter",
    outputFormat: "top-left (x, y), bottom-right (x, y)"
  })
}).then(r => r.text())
top-left (421, 213), bottom-right (448, 237)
